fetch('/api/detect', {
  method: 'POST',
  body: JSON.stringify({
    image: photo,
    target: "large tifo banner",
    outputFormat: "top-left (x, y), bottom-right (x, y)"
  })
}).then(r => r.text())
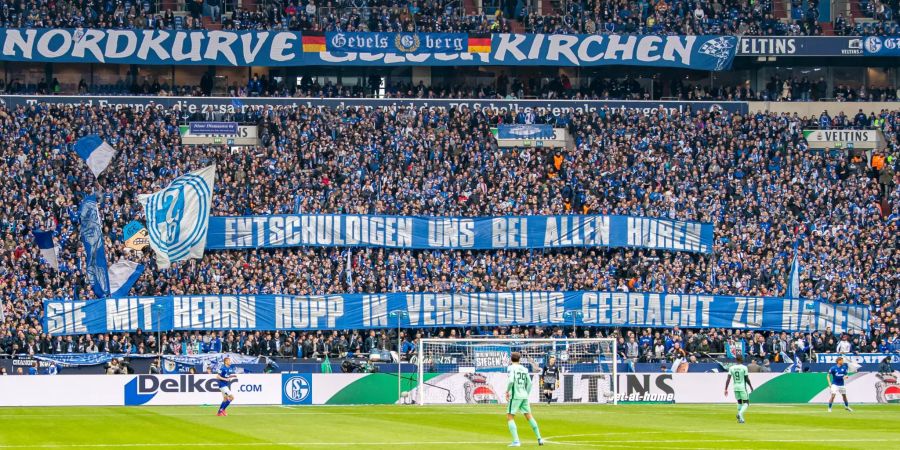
top-left (207, 214), bottom-right (713, 253)
top-left (0, 29), bottom-right (737, 69)
top-left (42, 292), bottom-right (869, 335)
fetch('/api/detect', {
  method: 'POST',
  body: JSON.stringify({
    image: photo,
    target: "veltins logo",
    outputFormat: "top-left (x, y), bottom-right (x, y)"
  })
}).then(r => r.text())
top-left (282, 374), bottom-right (312, 405)
top-left (124, 375), bottom-right (226, 406)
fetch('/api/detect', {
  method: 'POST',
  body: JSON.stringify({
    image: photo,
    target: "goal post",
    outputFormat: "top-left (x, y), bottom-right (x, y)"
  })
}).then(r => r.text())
top-left (415, 338), bottom-right (617, 405)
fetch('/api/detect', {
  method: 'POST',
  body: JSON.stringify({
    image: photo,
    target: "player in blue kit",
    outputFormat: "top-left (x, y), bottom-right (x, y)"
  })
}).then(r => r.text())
top-left (827, 356), bottom-right (853, 412)
top-left (216, 356), bottom-right (237, 416)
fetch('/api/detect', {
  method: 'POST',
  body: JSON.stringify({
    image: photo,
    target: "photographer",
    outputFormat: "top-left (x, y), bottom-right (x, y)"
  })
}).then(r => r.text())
top-left (106, 359), bottom-right (124, 375)
top-left (149, 358), bottom-right (162, 374)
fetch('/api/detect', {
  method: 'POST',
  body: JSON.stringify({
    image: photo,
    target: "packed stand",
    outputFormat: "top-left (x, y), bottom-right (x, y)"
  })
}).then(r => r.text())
top-left (0, 101), bottom-right (897, 359)
top-left (522, 0), bottom-right (823, 36)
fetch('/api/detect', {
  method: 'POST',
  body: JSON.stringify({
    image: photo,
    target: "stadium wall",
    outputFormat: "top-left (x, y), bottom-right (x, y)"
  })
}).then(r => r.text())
top-left (5, 95), bottom-right (898, 119)
top-left (0, 373), bottom-right (895, 406)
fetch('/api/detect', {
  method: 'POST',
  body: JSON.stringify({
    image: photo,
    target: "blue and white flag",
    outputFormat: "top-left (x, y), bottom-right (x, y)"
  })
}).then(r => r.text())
top-left (139, 165), bottom-right (216, 269)
top-left (32, 230), bottom-right (59, 270)
top-left (79, 195), bottom-right (110, 297)
top-left (74, 135), bottom-right (116, 178)
top-left (788, 248), bottom-right (800, 298)
top-left (107, 260), bottom-right (145, 298)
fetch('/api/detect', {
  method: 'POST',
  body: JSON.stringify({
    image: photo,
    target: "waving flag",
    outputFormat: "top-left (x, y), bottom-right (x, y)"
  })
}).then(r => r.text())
top-left (107, 260), bottom-right (145, 297)
top-left (74, 135), bottom-right (116, 178)
top-left (79, 195), bottom-right (110, 297)
top-left (139, 165), bottom-right (216, 269)
top-left (32, 230), bottom-right (59, 270)
top-left (788, 247), bottom-right (800, 299)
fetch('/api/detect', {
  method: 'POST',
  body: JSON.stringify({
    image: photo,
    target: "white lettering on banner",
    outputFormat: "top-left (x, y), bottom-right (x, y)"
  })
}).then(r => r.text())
top-left (271, 32), bottom-right (296, 62)
top-left (137, 30), bottom-right (171, 60)
top-left (43, 292), bottom-right (869, 334)
top-left (174, 296), bottom-right (256, 329)
top-left (732, 297), bottom-right (763, 328)
top-left (223, 215), bottom-right (416, 248)
top-left (452, 294), bottom-right (469, 324)
top-left (645, 294), bottom-right (662, 326)
top-left (106, 30), bottom-right (137, 58)
top-left (73, 29), bottom-right (106, 61)
top-left (494, 34), bottom-right (696, 66)
top-left (205, 31), bottom-right (238, 66)
top-left (362, 295), bottom-right (387, 327)
top-left (605, 35), bottom-right (635, 60)
top-left (172, 32), bottom-right (204, 62)
top-left (833, 304), bottom-right (847, 333)
top-left (491, 218), bottom-right (528, 248)
top-left (3, 29), bottom-right (37, 59)
top-left (544, 216), bottom-right (610, 247)
top-left (582, 293), bottom-right (716, 327)
top-left (547, 34), bottom-right (580, 63)
top-left (45, 302), bottom-right (87, 334)
top-left (577, 35), bottom-right (604, 62)
top-left (405, 293), bottom-right (564, 327)
top-left (275, 295), bottom-right (344, 328)
top-left (106, 298), bottom-right (156, 331)
top-left (427, 218), bottom-right (474, 247)
top-left (626, 217), bottom-right (704, 251)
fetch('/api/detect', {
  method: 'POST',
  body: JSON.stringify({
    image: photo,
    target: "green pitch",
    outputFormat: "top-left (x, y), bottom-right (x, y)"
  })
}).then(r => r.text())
top-left (0, 404), bottom-right (897, 449)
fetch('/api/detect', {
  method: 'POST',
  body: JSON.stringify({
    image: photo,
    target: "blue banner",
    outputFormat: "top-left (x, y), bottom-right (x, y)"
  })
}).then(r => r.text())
top-left (189, 122), bottom-right (238, 135)
top-left (0, 29), bottom-right (737, 70)
top-left (79, 195), bottom-right (110, 298)
top-left (736, 36), bottom-right (863, 56)
top-left (863, 36), bottom-right (900, 56)
top-left (473, 346), bottom-right (512, 372)
top-left (312, 34), bottom-right (738, 70)
top-left (206, 214), bottom-right (714, 254)
top-left (497, 124), bottom-right (555, 139)
top-left (42, 292), bottom-right (870, 335)
top-left (0, 28), bottom-right (304, 66)
top-left (326, 32), bottom-right (468, 54)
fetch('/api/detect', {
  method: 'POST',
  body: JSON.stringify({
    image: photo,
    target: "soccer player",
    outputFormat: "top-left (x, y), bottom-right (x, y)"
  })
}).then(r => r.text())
top-left (827, 356), bottom-right (853, 412)
top-left (216, 356), bottom-right (237, 416)
top-left (506, 352), bottom-right (543, 447)
top-left (540, 356), bottom-right (560, 405)
top-left (724, 354), bottom-right (754, 423)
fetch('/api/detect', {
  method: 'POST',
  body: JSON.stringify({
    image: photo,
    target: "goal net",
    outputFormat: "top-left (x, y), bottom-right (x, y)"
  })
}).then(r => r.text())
top-left (415, 338), bottom-right (617, 405)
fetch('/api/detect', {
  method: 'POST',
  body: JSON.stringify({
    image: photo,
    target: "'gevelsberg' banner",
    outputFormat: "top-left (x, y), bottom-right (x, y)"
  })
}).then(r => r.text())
top-left (206, 214), bottom-right (714, 254)
top-left (325, 32), bottom-right (469, 53)
top-left (42, 292), bottom-right (870, 335)
top-left (0, 29), bottom-right (737, 70)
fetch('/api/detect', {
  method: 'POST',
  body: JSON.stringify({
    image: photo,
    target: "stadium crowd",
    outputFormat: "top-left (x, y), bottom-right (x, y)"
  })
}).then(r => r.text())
top-left (2, 0), bottom-right (898, 36)
top-left (0, 99), bottom-right (897, 362)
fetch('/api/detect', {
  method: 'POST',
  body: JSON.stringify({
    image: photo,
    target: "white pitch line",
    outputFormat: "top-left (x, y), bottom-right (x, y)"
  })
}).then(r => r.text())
top-left (0, 442), bottom-right (509, 448)
top-left (546, 438), bottom-right (897, 444)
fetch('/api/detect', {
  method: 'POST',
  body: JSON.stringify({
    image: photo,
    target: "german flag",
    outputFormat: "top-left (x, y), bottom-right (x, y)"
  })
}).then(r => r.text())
top-left (302, 33), bottom-right (326, 52)
top-left (468, 34), bottom-right (491, 53)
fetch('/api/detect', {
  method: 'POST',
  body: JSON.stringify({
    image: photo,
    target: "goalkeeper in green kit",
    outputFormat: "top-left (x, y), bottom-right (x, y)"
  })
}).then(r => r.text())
top-left (724, 354), bottom-right (754, 424)
top-left (505, 352), bottom-right (544, 447)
